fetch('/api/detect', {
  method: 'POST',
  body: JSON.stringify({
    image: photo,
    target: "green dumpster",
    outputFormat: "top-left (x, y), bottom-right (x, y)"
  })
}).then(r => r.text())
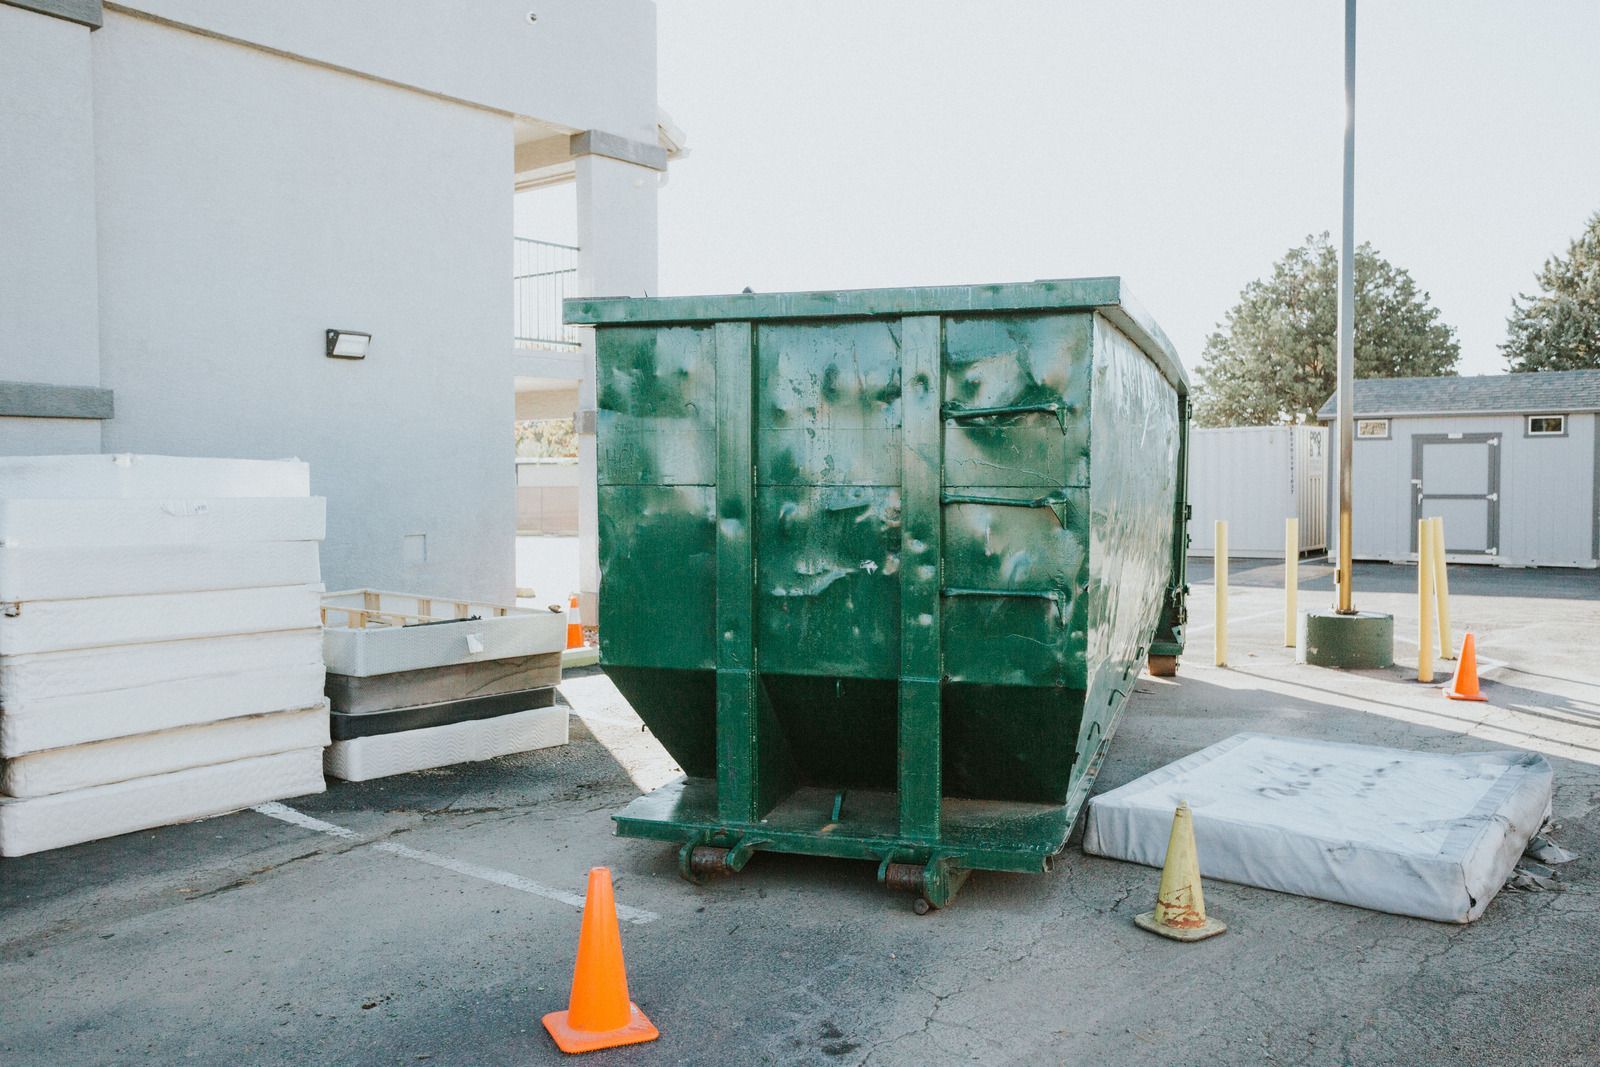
top-left (565, 278), bottom-right (1189, 910)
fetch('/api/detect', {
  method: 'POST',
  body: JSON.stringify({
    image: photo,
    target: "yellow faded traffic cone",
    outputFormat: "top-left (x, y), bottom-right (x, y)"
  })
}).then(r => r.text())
top-left (1134, 802), bottom-right (1227, 942)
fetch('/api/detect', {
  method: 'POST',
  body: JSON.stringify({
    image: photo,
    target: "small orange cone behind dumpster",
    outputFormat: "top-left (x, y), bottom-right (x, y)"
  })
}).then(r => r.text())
top-left (1134, 802), bottom-right (1227, 942)
top-left (543, 867), bottom-right (658, 1054)
top-left (1444, 631), bottom-right (1489, 702)
top-left (565, 594), bottom-right (583, 650)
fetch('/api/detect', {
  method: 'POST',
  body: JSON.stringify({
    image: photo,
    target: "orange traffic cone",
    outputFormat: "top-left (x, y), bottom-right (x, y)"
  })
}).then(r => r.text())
top-left (543, 867), bottom-right (658, 1054)
top-left (566, 594), bottom-right (583, 650)
top-left (1444, 631), bottom-right (1488, 702)
top-left (1134, 802), bottom-right (1227, 942)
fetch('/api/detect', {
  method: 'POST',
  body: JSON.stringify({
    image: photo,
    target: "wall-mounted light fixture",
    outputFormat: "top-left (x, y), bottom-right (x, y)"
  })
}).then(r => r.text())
top-left (325, 329), bottom-right (371, 360)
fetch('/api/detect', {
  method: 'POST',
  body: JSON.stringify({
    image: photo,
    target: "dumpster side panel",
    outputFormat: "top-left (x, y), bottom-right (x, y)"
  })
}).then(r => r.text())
top-left (755, 320), bottom-right (903, 487)
top-left (754, 320), bottom-right (905, 679)
top-left (756, 485), bottom-right (902, 677)
top-left (940, 490), bottom-right (1089, 688)
top-left (596, 326), bottom-right (718, 486)
top-left (596, 326), bottom-right (720, 778)
top-left (941, 682), bottom-right (1085, 803)
top-left (941, 313), bottom-right (1093, 489)
top-left (1082, 316), bottom-right (1181, 772)
top-left (764, 675), bottom-right (898, 787)
top-left (750, 319), bottom-right (906, 789)
top-left (939, 312), bottom-right (1092, 689)
top-left (939, 312), bottom-right (1093, 804)
top-left (597, 482), bottom-right (718, 671)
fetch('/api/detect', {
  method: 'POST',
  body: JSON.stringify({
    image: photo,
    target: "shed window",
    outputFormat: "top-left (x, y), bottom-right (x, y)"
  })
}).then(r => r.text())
top-left (1356, 419), bottom-right (1389, 439)
top-left (1527, 414), bottom-right (1566, 436)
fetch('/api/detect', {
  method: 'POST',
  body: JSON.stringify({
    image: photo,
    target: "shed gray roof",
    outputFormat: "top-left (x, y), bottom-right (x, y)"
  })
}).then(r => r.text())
top-left (1315, 369), bottom-right (1600, 419)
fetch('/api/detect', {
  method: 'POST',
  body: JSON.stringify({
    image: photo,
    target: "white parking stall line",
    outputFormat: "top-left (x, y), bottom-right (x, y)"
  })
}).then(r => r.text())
top-left (252, 802), bottom-right (658, 924)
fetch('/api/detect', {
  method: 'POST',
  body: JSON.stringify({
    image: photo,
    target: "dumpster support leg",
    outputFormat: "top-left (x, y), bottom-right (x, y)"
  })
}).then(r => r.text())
top-left (1149, 392), bottom-right (1190, 672)
top-left (714, 320), bottom-right (790, 821)
top-left (898, 315), bottom-right (944, 843)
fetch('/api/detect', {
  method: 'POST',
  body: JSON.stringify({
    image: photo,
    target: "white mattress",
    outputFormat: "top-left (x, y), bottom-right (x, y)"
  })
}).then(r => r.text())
top-left (0, 454), bottom-right (309, 499)
top-left (0, 628), bottom-right (323, 702)
top-left (323, 612), bottom-right (566, 677)
top-left (0, 584), bottom-right (322, 655)
top-left (1082, 733), bottom-right (1554, 924)
top-left (324, 705), bottom-right (568, 782)
top-left (0, 542), bottom-right (321, 600)
top-left (3, 703), bottom-right (329, 797)
top-left (0, 746), bottom-right (326, 857)
top-left (0, 497), bottom-right (325, 547)
top-left (2, 662), bottom-right (327, 756)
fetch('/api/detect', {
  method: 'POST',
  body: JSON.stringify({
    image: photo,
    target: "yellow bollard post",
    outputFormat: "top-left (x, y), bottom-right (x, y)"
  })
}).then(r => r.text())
top-left (1417, 517), bottom-right (1434, 683)
top-left (1431, 516), bottom-right (1453, 660)
top-left (1215, 520), bottom-right (1228, 667)
top-left (1284, 517), bottom-right (1298, 648)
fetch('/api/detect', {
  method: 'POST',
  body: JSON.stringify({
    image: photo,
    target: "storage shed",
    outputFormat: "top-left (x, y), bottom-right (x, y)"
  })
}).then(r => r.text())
top-left (1188, 425), bottom-right (1327, 557)
top-left (1316, 370), bottom-right (1600, 568)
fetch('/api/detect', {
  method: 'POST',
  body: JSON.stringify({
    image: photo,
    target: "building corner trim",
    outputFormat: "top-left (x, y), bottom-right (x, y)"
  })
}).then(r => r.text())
top-left (570, 130), bottom-right (667, 172)
top-left (1, 0), bottom-right (103, 29)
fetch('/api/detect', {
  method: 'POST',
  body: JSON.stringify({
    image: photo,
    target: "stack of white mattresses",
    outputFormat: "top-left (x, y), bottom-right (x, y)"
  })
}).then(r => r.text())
top-left (0, 454), bottom-right (329, 858)
top-left (321, 589), bottom-right (567, 782)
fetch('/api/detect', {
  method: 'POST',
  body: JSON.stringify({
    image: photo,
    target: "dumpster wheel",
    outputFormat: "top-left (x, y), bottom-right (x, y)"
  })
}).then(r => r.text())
top-left (881, 858), bottom-right (971, 914)
top-left (680, 844), bottom-right (733, 885)
top-left (1146, 653), bottom-right (1179, 677)
top-left (677, 837), bottom-right (765, 885)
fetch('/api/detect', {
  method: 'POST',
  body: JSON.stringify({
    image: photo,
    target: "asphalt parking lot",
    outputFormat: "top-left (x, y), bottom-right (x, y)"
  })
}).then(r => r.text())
top-left (4, 560), bottom-right (1599, 1066)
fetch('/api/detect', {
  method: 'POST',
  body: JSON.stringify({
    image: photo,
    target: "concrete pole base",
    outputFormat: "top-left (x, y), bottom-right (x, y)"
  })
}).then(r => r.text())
top-left (1297, 610), bottom-right (1394, 669)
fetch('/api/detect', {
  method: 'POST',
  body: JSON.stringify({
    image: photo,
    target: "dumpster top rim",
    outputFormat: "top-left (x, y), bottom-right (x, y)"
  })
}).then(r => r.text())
top-left (563, 276), bottom-right (1187, 393)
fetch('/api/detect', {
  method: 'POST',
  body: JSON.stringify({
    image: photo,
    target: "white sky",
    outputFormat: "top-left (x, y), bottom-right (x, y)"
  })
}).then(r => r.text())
top-left (640, 1), bottom-right (1600, 377)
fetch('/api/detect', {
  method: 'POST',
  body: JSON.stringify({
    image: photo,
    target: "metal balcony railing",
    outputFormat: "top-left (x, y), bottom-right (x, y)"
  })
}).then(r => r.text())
top-left (514, 237), bottom-right (581, 350)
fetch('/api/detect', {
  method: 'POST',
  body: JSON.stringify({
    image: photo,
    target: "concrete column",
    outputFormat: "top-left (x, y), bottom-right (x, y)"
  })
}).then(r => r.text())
top-left (0, 3), bottom-right (104, 454)
top-left (572, 150), bottom-right (659, 628)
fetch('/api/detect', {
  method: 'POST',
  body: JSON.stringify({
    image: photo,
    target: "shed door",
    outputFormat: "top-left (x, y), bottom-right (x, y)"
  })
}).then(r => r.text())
top-left (1411, 433), bottom-right (1500, 556)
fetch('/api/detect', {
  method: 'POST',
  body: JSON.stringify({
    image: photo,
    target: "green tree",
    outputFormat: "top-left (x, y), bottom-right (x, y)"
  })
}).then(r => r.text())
top-left (1194, 234), bottom-right (1460, 426)
top-left (515, 418), bottom-right (578, 459)
top-left (1502, 211), bottom-right (1600, 372)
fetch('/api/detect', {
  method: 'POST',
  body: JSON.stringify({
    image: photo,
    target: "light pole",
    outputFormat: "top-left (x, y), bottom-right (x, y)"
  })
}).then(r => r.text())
top-left (1334, 0), bottom-right (1356, 614)
top-left (1299, 0), bottom-right (1394, 668)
